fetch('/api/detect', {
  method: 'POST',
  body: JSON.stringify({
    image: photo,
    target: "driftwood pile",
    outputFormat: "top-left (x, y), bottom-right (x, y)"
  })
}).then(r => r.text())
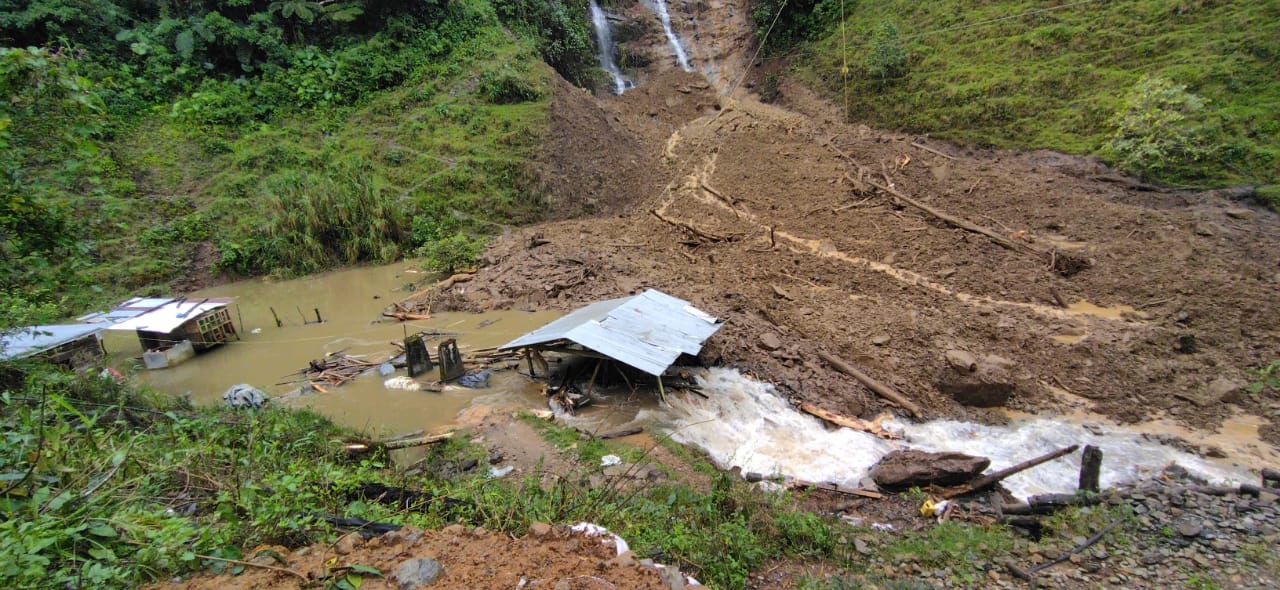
top-left (294, 352), bottom-right (387, 387)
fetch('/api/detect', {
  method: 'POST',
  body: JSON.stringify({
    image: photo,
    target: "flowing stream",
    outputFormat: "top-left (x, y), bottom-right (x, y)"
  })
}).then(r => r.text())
top-left (650, 0), bottom-right (693, 71)
top-left (622, 369), bottom-right (1262, 501)
top-left (589, 1), bottom-right (631, 94)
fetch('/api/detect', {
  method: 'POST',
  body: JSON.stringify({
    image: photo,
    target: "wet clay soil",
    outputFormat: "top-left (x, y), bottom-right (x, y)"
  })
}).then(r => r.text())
top-left (408, 66), bottom-right (1280, 445)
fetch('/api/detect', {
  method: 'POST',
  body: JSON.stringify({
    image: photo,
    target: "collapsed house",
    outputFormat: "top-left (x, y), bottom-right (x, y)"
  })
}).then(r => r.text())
top-left (0, 324), bottom-right (106, 371)
top-left (498, 289), bottom-right (722, 402)
top-left (105, 297), bottom-right (238, 368)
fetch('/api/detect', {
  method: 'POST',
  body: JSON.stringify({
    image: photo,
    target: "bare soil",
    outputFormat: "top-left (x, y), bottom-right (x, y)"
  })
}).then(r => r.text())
top-left (149, 524), bottom-right (670, 589)
top-left (407, 69), bottom-right (1280, 444)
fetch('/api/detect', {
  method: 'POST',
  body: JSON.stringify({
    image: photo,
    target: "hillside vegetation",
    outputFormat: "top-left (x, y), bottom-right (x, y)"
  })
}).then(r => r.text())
top-left (1, 0), bottom-right (595, 313)
top-left (762, 0), bottom-right (1279, 191)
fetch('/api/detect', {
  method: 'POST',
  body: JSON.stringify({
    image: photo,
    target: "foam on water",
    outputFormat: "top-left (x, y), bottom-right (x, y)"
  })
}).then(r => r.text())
top-left (645, 368), bottom-right (1253, 500)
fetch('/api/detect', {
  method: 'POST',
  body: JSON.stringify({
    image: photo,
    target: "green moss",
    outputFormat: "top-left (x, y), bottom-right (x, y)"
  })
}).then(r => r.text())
top-left (796, 0), bottom-right (1280, 186)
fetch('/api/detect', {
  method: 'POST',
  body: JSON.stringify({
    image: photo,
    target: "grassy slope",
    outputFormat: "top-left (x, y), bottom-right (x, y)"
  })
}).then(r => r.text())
top-left (71, 25), bottom-right (551, 307)
top-left (796, 0), bottom-right (1280, 187)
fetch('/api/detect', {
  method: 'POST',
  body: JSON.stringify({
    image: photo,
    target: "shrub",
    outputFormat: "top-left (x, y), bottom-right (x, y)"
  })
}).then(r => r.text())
top-left (478, 66), bottom-right (542, 104)
top-left (1104, 76), bottom-right (1209, 179)
top-left (865, 20), bottom-right (906, 80)
top-left (758, 72), bottom-right (782, 103)
top-left (418, 232), bottom-right (485, 273)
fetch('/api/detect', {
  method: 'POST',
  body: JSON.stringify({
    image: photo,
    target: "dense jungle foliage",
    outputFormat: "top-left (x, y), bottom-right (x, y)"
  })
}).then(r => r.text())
top-left (1, 0), bottom-right (597, 314)
top-left (757, 0), bottom-right (1280, 195)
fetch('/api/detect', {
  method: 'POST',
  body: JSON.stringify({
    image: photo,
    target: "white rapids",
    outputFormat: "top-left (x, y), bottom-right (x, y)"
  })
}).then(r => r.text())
top-left (640, 368), bottom-right (1253, 500)
top-left (588, 0), bottom-right (631, 94)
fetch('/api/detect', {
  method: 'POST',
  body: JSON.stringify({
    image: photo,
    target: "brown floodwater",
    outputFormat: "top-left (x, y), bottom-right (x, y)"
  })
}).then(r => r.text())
top-left (105, 264), bottom-right (558, 436)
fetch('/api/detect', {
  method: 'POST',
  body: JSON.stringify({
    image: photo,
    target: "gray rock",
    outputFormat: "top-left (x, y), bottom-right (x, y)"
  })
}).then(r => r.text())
top-left (658, 566), bottom-right (686, 590)
top-left (758, 332), bottom-right (783, 351)
top-left (1177, 520), bottom-right (1204, 538)
top-left (870, 450), bottom-right (990, 489)
top-left (395, 557), bottom-right (442, 589)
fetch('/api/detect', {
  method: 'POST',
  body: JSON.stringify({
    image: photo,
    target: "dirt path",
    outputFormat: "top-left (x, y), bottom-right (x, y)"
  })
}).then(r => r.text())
top-left (408, 8), bottom-right (1280, 447)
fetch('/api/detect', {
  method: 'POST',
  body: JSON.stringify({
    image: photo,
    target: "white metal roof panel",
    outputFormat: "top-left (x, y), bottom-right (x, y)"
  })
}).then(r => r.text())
top-left (106, 298), bottom-right (233, 333)
top-left (499, 289), bottom-right (722, 376)
top-left (0, 324), bottom-right (103, 360)
top-left (78, 297), bottom-right (176, 324)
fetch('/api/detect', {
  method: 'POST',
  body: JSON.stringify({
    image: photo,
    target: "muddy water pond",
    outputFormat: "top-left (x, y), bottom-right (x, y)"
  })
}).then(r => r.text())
top-left (106, 264), bottom-right (558, 435)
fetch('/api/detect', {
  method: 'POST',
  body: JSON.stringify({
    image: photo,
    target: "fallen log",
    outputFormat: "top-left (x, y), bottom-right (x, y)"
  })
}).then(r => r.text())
top-left (817, 350), bottom-right (923, 419)
top-left (862, 178), bottom-right (1090, 276)
top-left (383, 311), bottom-right (432, 322)
top-left (1000, 515), bottom-right (1044, 529)
top-left (799, 402), bottom-right (902, 440)
top-left (342, 432), bottom-right (454, 457)
top-left (940, 444), bottom-right (1080, 499)
top-left (791, 480), bottom-right (884, 499)
top-left (1027, 492), bottom-right (1100, 513)
top-left (650, 209), bottom-right (732, 242)
top-left (910, 141), bottom-right (957, 160)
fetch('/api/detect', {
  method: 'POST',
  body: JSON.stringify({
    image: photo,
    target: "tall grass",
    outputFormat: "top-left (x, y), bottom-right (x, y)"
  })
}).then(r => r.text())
top-left (256, 161), bottom-right (410, 275)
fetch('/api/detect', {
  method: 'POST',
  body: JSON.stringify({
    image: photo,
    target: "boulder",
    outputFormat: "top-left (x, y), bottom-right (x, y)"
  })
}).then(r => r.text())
top-left (870, 450), bottom-right (990, 489)
top-left (944, 350), bottom-right (978, 373)
top-left (395, 557), bottom-right (443, 589)
top-left (222, 384), bottom-right (267, 409)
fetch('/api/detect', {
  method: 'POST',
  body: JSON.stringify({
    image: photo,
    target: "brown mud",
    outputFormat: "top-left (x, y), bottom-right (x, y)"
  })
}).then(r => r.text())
top-left (406, 28), bottom-right (1280, 446)
top-left (149, 523), bottom-right (671, 590)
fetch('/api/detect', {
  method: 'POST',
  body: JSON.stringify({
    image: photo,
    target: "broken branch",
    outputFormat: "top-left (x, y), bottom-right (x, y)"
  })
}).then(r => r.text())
top-left (817, 350), bottom-right (922, 419)
top-left (940, 444), bottom-right (1080, 499)
top-left (650, 209), bottom-right (731, 243)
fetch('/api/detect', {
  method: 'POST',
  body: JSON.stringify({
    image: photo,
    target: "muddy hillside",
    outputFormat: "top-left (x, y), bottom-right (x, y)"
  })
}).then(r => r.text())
top-left (407, 3), bottom-right (1280, 444)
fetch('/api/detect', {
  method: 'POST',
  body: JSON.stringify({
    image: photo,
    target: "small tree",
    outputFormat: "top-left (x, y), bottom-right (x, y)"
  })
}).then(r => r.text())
top-left (864, 20), bottom-right (907, 80)
top-left (1105, 75), bottom-right (1208, 178)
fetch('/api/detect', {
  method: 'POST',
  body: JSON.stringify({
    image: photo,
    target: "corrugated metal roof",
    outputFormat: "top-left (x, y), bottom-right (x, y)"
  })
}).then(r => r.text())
top-left (500, 289), bottom-right (722, 376)
top-left (78, 297), bottom-right (176, 324)
top-left (0, 324), bottom-right (103, 360)
top-left (106, 298), bottom-right (234, 333)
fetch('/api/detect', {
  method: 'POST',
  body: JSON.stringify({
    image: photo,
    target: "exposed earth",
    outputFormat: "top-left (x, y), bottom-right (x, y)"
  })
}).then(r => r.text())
top-left (404, 4), bottom-right (1280, 447)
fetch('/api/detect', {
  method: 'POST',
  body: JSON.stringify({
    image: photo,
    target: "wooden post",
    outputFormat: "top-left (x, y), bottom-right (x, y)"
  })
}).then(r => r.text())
top-left (314, 308), bottom-right (323, 324)
top-left (235, 304), bottom-right (245, 337)
top-left (657, 375), bottom-right (666, 403)
top-left (1079, 445), bottom-right (1103, 493)
top-left (269, 306), bottom-right (283, 328)
top-left (585, 360), bottom-right (601, 395)
top-left (526, 349), bottom-right (535, 377)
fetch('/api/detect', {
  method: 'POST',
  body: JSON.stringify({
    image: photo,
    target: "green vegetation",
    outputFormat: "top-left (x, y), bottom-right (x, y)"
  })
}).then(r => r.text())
top-left (773, 0), bottom-right (1280, 187)
top-left (0, 361), bottom-right (845, 589)
top-left (1, 0), bottom-right (595, 315)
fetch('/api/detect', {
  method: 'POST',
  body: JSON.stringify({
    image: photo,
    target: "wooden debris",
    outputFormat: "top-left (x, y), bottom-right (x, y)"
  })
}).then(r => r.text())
top-left (818, 350), bottom-right (923, 419)
top-left (1262, 468), bottom-right (1280, 485)
top-left (910, 141), bottom-right (958, 160)
top-left (940, 444), bottom-right (1080, 499)
top-left (650, 209), bottom-right (732, 243)
top-left (342, 432), bottom-right (454, 457)
top-left (861, 177), bottom-right (1090, 276)
top-left (799, 403), bottom-right (901, 440)
top-left (599, 427), bottom-right (644, 440)
top-left (297, 353), bottom-right (385, 387)
top-left (791, 480), bottom-right (884, 499)
top-left (383, 311), bottom-right (431, 321)
top-left (1079, 445), bottom-right (1103, 493)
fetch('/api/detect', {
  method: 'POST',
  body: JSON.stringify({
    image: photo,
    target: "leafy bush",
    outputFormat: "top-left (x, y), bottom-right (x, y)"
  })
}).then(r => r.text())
top-left (758, 72), bottom-right (782, 103)
top-left (1104, 76), bottom-right (1209, 179)
top-left (418, 232), bottom-right (485, 273)
top-left (864, 20), bottom-right (906, 80)
top-left (478, 66), bottom-right (542, 104)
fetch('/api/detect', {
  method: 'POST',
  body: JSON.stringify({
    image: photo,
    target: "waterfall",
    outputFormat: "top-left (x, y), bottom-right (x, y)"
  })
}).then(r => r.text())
top-left (588, 1), bottom-right (630, 95)
top-left (651, 0), bottom-right (693, 72)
